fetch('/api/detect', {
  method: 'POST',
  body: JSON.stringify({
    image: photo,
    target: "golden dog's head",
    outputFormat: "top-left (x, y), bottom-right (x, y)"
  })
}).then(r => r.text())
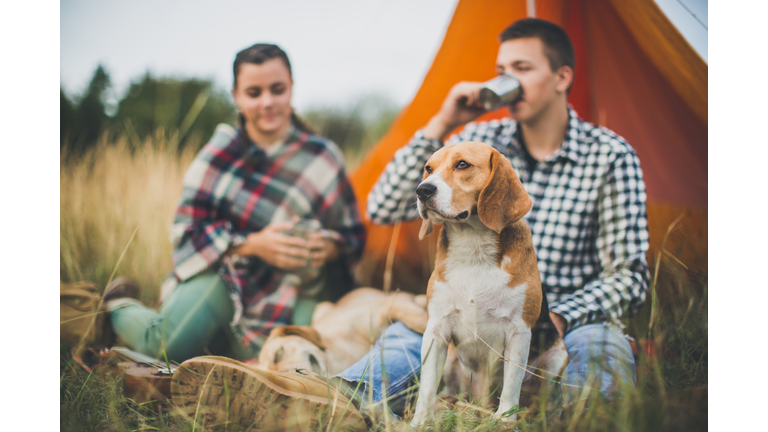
top-left (416, 141), bottom-right (531, 238)
top-left (257, 325), bottom-right (327, 374)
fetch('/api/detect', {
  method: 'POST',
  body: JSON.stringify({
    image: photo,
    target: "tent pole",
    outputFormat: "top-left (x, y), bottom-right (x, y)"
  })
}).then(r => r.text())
top-left (527, 0), bottom-right (536, 17)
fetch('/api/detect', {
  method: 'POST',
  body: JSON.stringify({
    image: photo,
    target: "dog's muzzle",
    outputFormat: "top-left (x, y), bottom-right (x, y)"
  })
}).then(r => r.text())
top-left (416, 183), bottom-right (437, 202)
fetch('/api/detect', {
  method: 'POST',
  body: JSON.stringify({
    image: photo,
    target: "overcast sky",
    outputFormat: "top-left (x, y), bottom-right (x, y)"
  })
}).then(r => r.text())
top-left (60, 0), bottom-right (707, 112)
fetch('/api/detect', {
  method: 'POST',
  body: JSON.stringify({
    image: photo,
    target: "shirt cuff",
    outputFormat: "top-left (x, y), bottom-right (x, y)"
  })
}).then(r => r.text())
top-left (221, 232), bottom-right (249, 265)
top-left (412, 130), bottom-right (445, 152)
top-left (548, 301), bottom-right (585, 334)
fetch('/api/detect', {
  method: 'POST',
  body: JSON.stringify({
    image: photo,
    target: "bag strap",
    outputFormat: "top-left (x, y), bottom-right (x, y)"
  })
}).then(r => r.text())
top-left (61, 281), bottom-right (98, 294)
top-left (60, 282), bottom-right (101, 312)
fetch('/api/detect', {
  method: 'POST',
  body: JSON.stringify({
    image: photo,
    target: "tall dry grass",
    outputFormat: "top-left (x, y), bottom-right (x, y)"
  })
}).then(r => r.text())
top-left (60, 133), bottom-right (197, 304)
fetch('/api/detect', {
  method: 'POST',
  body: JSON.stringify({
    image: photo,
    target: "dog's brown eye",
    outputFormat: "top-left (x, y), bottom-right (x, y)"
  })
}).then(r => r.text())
top-left (456, 160), bottom-right (470, 170)
top-left (425, 165), bottom-right (433, 174)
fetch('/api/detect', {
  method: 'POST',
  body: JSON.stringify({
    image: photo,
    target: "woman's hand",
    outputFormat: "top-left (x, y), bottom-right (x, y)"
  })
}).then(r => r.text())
top-left (227, 220), bottom-right (341, 271)
top-left (229, 221), bottom-right (312, 270)
top-left (306, 231), bottom-right (340, 268)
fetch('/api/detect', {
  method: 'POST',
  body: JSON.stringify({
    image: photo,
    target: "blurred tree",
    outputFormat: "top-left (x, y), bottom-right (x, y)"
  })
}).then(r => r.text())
top-left (61, 66), bottom-right (397, 162)
top-left (61, 65), bottom-right (112, 155)
top-left (77, 66), bottom-right (111, 145)
top-left (114, 73), bottom-right (236, 151)
top-left (301, 93), bottom-right (399, 158)
top-left (60, 89), bottom-right (76, 146)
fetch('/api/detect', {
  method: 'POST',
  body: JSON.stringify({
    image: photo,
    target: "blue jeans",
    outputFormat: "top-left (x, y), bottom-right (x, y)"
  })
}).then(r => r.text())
top-left (335, 322), bottom-right (635, 417)
top-left (335, 322), bottom-right (422, 416)
top-left (560, 323), bottom-right (636, 405)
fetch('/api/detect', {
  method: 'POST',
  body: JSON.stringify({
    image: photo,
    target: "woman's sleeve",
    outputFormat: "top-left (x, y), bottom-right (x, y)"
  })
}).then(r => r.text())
top-left (169, 128), bottom-right (245, 282)
top-left (315, 148), bottom-right (366, 269)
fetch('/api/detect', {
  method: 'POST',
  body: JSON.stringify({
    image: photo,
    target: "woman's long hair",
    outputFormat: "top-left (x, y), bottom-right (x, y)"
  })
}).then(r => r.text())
top-left (233, 43), bottom-right (315, 134)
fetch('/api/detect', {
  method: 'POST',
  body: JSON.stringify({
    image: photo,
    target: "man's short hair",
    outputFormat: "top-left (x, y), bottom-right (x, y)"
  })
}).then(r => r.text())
top-left (500, 18), bottom-right (575, 77)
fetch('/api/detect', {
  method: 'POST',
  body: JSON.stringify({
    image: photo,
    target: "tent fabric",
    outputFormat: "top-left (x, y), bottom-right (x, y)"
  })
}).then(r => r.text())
top-left (350, 0), bottom-right (707, 292)
top-left (606, 0), bottom-right (707, 124)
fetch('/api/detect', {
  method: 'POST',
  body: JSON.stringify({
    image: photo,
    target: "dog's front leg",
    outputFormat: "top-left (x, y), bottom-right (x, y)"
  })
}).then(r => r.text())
top-left (494, 327), bottom-right (532, 423)
top-left (410, 325), bottom-right (448, 428)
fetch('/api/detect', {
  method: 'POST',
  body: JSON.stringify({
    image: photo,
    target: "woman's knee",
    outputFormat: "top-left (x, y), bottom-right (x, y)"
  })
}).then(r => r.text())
top-left (159, 272), bottom-right (236, 361)
top-left (163, 272), bottom-right (234, 322)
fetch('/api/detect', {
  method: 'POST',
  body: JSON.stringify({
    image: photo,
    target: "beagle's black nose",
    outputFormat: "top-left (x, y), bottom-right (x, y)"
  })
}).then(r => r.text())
top-left (416, 183), bottom-right (437, 201)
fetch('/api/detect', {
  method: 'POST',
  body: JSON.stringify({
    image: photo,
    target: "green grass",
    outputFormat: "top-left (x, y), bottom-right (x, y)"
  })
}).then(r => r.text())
top-left (60, 136), bottom-right (707, 431)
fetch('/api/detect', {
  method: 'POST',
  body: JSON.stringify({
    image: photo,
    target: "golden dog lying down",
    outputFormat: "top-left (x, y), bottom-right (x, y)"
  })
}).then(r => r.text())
top-left (257, 288), bottom-right (428, 375)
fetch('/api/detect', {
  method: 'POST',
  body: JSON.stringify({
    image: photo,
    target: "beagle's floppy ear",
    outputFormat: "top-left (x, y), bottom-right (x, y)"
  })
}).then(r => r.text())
top-left (269, 325), bottom-right (326, 351)
top-left (477, 150), bottom-right (532, 232)
top-left (418, 218), bottom-right (434, 240)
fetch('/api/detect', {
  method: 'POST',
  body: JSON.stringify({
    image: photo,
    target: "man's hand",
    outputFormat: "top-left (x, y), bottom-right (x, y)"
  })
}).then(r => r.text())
top-left (423, 81), bottom-right (487, 141)
top-left (549, 311), bottom-right (567, 338)
top-left (229, 221), bottom-right (311, 270)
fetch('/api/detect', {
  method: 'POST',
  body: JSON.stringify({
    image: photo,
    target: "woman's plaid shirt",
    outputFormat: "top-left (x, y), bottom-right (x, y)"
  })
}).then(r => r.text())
top-left (164, 123), bottom-right (365, 351)
top-left (367, 107), bottom-right (649, 333)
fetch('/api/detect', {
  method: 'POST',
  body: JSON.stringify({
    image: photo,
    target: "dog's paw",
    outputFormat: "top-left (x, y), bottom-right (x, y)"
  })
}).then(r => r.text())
top-left (493, 405), bottom-right (523, 423)
top-left (409, 411), bottom-right (432, 429)
top-left (409, 419), bottom-right (428, 430)
top-left (492, 412), bottom-right (517, 423)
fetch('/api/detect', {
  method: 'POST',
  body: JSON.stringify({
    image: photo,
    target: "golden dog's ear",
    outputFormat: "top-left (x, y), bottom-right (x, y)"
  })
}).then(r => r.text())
top-left (418, 218), bottom-right (434, 240)
top-left (477, 150), bottom-right (532, 232)
top-left (269, 325), bottom-right (326, 351)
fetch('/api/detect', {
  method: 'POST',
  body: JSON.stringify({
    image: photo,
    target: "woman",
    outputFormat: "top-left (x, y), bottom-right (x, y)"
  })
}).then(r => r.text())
top-left (106, 44), bottom-right (366, 362)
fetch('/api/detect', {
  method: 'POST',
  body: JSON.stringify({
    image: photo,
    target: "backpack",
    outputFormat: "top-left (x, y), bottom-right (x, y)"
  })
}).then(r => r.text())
top-left (60, 282), bottom-right (105, 352)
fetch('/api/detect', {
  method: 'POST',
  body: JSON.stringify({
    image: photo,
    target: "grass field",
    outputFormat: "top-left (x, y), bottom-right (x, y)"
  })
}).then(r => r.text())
top-left (60, 136), bottom-right (707, 431)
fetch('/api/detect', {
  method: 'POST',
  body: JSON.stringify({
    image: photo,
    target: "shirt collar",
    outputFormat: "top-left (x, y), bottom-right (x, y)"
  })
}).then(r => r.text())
top-left (239, 123), bottom-right (298, 159)
top-left (507, 105), bottom-right (584, 165)
top-left (557, 106), bottom-right (584, 165)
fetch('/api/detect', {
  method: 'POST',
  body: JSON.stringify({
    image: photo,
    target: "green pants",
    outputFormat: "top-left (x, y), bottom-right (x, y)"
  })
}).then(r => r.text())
top-left (110, 272), bottom-right (255, 363)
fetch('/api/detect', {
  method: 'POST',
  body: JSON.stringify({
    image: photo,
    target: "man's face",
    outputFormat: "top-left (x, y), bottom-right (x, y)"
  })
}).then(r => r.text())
top-left (495, 37), bottom-right (570, 123)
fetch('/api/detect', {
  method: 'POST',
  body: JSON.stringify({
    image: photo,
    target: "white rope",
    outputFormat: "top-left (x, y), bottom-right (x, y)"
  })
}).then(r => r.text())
top-left (527, 0), bottom-right (536, 18)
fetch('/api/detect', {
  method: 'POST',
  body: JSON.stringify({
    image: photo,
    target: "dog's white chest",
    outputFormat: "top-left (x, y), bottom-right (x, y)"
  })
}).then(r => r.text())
top-left (427, 226), bottom-right (528, 367)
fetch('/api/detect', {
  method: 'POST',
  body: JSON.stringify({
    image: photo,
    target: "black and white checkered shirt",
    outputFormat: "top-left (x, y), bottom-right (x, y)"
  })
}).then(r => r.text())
top-left (367, 107), bottom-right (649, 333)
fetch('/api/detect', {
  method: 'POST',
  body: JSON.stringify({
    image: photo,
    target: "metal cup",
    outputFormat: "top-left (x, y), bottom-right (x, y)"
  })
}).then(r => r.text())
top-left (478, 74), bottom-right (523, 111)
top-left (285, 218), bottom-right (327, 274)
top-left (286, 219), bottom-right (323, 244)
top-left (284, 218), bottom-right (328, 293)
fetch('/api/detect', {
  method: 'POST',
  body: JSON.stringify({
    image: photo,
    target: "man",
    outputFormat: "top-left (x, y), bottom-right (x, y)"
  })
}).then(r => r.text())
top-left (172, 18), bottom-right (648, 429)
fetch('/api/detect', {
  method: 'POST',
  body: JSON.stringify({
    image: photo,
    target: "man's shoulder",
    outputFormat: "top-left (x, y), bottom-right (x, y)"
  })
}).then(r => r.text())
top-left (577, 119), bottom-right (639, 162)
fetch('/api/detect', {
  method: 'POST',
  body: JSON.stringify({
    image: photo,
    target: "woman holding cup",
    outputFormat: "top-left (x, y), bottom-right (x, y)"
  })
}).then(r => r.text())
top-left (105, 44), bottom-right (366, 362)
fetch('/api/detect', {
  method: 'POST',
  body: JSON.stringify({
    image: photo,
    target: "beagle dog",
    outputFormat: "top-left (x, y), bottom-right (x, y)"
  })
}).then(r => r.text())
top-left (257, 288), bottom-right (428, 376)
top-left (410, 141), bottom-right (568, 426)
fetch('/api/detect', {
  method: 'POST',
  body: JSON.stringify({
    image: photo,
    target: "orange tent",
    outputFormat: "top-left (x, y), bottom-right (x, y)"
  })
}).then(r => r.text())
top-left (350, 0), bottom-right (707, 292)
